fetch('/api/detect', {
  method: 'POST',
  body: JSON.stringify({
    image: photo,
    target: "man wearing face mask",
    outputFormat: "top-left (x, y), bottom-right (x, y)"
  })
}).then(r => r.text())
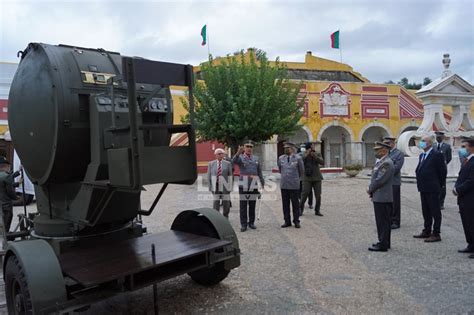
top-left (367, 142), bottom-right (394, 252)
top-left (278, 142), bottom-right (304, 228)
top-left (453, 138), bottom-right (474, 258)
top-left (434, 131), bottom-right (452, 210)
top-left (414, 135), bottom-right (447, 242)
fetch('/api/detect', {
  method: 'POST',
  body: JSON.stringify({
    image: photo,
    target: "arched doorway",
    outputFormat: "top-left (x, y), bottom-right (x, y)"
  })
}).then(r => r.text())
top-left (361, 126), bottom-right (390, 167)
top-left (277, 127), bottom-right (312, 157)
top-left (320, 126), bottom-right (350, 167)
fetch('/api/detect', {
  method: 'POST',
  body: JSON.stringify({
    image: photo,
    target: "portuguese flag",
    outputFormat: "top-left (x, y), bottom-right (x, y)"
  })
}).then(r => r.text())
top-left (201, 25), bottom-right (207, 46)
top-left (331, 30), bottom-right (340, 49)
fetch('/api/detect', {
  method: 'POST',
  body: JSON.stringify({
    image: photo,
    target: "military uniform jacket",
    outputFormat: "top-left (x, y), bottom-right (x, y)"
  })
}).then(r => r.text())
top-left (278, 154), bottom-right (304, 190)
top-left (435, 142), bottom-right (452, 164)
top-left (455, 156), bottom-right (474, 208)
top-left (368, 156), bottom-right (394, 203)
top-left (232, 153), bottom-right (265, 187)
top-left (301, 151), bottom-right (324, 182)
top-left (388, 148), bottom-right (404, 186)
top-left (0, 171), bottom-right (19, 206)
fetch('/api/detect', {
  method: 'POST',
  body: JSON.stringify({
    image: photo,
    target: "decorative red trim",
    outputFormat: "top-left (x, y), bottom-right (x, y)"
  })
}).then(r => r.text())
top-left (362, 86), bottom-right (387, 93)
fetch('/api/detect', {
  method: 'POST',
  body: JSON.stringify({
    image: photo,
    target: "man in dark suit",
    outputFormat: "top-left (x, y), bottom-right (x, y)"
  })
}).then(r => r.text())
top-left (367, 142), bottom-right (395, 252)
top-left (435, 131), bottom-right (452, 210)
top-left (453, 138), bottom-right (474, 259)
top-left (414, 135), bottom-right (447, 242)
top-left (383, 137), bottom-right (405, 229)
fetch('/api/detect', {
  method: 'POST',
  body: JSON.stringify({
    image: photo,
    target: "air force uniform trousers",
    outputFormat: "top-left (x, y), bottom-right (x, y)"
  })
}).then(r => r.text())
top-left (368, 156), bottom-right (395, 249)
top-left (455, 156), bottom-right (474, 250)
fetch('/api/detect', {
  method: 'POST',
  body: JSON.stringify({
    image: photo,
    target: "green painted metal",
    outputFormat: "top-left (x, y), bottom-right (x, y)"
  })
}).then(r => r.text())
top-left (171, 208), bottom-right (240, 270)
top-left (4, 240), bottom-right (67, 314)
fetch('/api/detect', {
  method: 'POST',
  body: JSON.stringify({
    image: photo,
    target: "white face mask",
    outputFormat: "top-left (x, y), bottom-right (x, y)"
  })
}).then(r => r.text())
top-left (300, 148), bottom-right (306, 152)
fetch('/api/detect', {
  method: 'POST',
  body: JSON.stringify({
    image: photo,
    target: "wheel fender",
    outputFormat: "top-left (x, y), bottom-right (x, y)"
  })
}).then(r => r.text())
top-left (171, 208), bottom-right (240, 270)
top-left (4, 239), bottom-right (67, 314)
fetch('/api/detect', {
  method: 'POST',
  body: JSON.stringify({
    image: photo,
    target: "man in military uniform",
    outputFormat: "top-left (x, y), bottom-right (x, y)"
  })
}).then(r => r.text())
top-left (0, 158), bottom-right (22, 233)
top-left (383, 137), bottom-right (405, 229)
top-left (434, 131), bottom-right (452, 210)
top-left (233, 141), bottom-right (265, 232)
top-left (278, 142), bottom-right (304, 228)
top-left (300, 142), bottom-right (324, 216)
top-left (367, 142), bottom-right (395, 252)
top-left (453, 138), bottom-right (474, 258)
top-left (297, 144), bottom-right (313, 209)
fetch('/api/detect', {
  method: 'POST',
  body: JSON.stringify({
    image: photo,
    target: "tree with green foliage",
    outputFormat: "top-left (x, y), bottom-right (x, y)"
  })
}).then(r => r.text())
top-left (182, 51), bottom-right (305, 152)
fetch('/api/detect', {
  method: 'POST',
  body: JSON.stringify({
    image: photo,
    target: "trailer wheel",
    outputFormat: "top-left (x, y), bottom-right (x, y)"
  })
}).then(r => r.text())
top-left (171, 209), bottom-right (239, 286)
top-left (5, 255), bottom-right (33, 315)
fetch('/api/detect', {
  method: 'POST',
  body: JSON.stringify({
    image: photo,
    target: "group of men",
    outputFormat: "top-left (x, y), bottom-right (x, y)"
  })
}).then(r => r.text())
top-left (367, 133), bottom-right (474, 258)
top-left (207, 140), bottom-right (324, 232)
top-left (207, 141), bottom-right (265, 232)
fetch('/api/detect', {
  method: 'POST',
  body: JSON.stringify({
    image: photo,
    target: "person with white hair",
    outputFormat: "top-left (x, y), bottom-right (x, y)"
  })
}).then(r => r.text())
top-left (207, 148), bottom-right (232, 218)
top-left (414, 135), bottom-right (447, 242)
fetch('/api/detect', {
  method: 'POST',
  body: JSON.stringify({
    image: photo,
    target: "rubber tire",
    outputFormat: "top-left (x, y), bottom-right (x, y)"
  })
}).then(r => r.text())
top-left (185, 214), bottom-right (230, 286)
top-left (5, 255), bottom-right (33, 315)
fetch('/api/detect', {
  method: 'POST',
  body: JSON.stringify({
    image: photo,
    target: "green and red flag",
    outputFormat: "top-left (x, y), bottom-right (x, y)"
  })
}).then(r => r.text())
top-left (330, 30), bottom-right (340, 49)
top-left (201, 24), bottom-right (207, 46)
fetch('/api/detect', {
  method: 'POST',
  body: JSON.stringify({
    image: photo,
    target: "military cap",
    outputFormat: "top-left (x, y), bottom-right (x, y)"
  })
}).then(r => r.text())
top-left (284, 142), bottom-right (297, 149)
top-left (435, 131), bottom-right (445, 136)
top-left (383, 137), bottom-right (396, 142)
top-left (461, 137), bottom-right (474, 146)
top-left (304, 142), bottom-right (312, 150)
top-left (0, 157), bottom-right (10, 165)
top-left (242, 140), bottom-right (255, 147)
top-left (373, 141), bottom-right (391, 150)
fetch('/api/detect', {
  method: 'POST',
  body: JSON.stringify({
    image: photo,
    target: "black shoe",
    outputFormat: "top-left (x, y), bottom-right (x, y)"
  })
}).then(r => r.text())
top-left (300, 210), bottom-right (304, 216)
top-left (413, 231), bottom-right (431, 238)
top-left (372, 242), bottom-right (391, 249)
top-left (248, 223), bottom-right (256, 230)
top-left (281, 223), bottom-right (292, 228)
top-left (309, 205), bottom-right (313, 209)
top-left (391, 224), bottom-right (400, 229)
top-left (441, 205), bottom-right (445, 210)
top-left (315, 212), bottom-right (323, 216)
top-left (294, 223), bottom-right (301, 228)
top-left (240, 226), bottom-right (247, 232)
top-left (368, 244), bottom-right (388, 252)
top-left (424, 234), bottom-right (441, 242)
top-left (469, 254), bottom-right (474, 259)
top-left (458, 247), bottom-right (474, 253)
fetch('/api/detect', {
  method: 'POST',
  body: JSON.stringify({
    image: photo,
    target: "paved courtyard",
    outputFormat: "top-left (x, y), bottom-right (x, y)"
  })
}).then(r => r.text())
top-left (1, 175), bottom-right (473, 314)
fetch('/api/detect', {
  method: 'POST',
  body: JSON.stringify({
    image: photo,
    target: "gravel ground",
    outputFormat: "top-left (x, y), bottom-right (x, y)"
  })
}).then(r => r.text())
top-left (1, 175), bottom-right (473, 314)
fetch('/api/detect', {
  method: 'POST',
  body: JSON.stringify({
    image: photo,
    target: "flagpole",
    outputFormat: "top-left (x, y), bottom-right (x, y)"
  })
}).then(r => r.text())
top-left (207, 23), bottom-right (211, 57)
top-left (339, 29), bottom-right (342, 63)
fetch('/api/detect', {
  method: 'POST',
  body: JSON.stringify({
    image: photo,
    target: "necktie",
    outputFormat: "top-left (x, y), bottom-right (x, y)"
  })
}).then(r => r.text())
top-left (216, 160), bottom-right (222, 190)
top-left (421, 153), bottom-right (426, 163)
top-left (438, 143), bottom-right (441, 150)
top-left (287, 156), bottom-right (290, 163)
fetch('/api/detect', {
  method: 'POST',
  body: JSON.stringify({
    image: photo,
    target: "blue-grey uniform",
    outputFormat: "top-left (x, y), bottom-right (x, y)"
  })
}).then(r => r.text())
top-left (278, 153), bottom-right (304, 226)
top-left (232, 153), bottom-right (265, 229)
top-left (388, 147), bottom-right (404, 227)
top-left (368, 144), bottom-right (395, 251)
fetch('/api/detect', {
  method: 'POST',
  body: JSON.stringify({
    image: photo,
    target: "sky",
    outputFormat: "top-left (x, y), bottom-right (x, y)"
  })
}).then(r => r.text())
top-left (1, 0), bottom-right (473, 84)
